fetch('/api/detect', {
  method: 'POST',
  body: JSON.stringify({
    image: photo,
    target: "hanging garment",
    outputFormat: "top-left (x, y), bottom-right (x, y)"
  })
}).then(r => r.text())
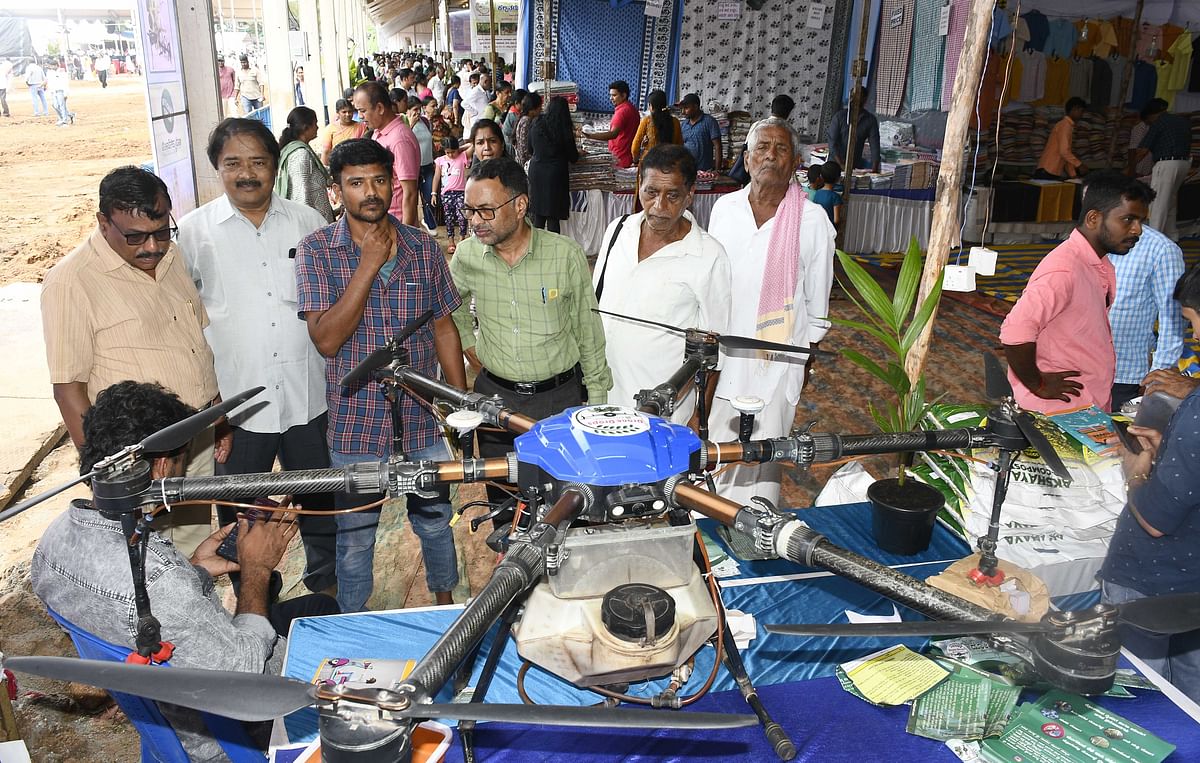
top-left (1068, 57), bottom-right (1094, 101)
top-left (1093, 20), bottom-right (1120, 59)
top-left (906, 0), bottom-right (946, 111)
top-left (875, 0), bottom-right (917, 115)
top-left (941, 0), bottom-right (971, 107)
top-left (1019, 49), bottom-right (1047, 103)
top-left (1089, 57), bottom-right (1113, 111)
top-left (1127, 60), bottom-right (1158, 111)
top-left (1021, 10), bottom-right (1050, 52)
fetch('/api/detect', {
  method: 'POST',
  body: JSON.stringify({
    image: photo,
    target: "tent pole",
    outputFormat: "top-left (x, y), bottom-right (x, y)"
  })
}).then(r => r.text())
top-left (836, 0), bottom-right (874, 249)
top-left (904, 0), bottom-right (998, 385)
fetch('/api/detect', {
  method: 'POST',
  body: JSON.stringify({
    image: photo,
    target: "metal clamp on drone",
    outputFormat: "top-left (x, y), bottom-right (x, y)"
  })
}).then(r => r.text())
top-left (6, 314), bottom-right (1200, 763)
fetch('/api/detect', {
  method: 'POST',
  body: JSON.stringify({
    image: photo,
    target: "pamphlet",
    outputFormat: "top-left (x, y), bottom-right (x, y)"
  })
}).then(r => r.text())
top-left (310, 657), bottom-right (416, 691)
top-left (981, 690), bottom-right (1175, 763)
top-left (1048, 406), bottom-right (1120, 458)
top-left (906, 658), bottom-right (1021, 741)
top-left (840, 645), bottom-right (950, 705)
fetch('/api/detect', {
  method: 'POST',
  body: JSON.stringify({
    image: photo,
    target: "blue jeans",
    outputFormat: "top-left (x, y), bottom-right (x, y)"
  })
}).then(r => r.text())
top-left (52, 90), bottom-right (72, 124)
top-left (1101, 579), bottom-right (1200, 703)
top-left (241, 96), bottom-right (262, 114)
top-left (30, 85), bottom-right (47, 116)
top-left (419, 163), bottom-right (436, 229)
top-left (330, 441), bottom-right (458, 612)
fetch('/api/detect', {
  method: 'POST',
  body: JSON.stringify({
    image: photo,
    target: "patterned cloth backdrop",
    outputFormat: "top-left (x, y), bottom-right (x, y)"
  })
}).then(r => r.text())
top-left (523, 0), bottom-right (682, 113)
top-left (677, 0), bottom-right (844, 140)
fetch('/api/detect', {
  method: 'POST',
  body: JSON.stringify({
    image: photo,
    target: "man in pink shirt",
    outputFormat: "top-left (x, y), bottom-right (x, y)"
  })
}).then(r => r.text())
top-left (353, 81), bottom-right (420, 226)
top-left (216, 55), bottom-right (237, 117)
top-left (1000, 173), bottom-right (1154, 413)
top-left (587, 80), bottom-right (639, 169)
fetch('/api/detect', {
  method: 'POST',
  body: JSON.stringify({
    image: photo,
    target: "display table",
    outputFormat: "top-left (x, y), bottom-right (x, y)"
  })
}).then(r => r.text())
top-left (842, 188), bottom-right (936, 254)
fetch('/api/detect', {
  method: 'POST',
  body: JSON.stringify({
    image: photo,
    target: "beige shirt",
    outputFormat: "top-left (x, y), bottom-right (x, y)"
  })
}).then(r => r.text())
top-left (41, 227), bottom-right (219, 408)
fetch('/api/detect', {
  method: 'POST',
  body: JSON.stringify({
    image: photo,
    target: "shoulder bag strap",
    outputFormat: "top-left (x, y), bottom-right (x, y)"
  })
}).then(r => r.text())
top-left (594, 214), bottom-right (631, 302)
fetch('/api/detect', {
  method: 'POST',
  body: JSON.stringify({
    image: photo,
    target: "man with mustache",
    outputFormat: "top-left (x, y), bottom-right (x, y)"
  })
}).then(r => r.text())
top-left (353, 81), bottom-right (421, 227)
top-left (296, 139), bottom-right (467, 612)
top-left (1001, 172), bottom-right (1155, 414)
top-left (176, 118), bottom-right (338, 595)
top-left (41, 166), bottom-right (224, 554)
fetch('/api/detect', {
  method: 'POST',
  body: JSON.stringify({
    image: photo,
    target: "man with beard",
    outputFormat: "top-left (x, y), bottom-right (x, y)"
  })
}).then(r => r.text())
top-left (449, 157), bottom-right (610, 529)
top-left (177, 118), bottom-right (337, 595)
top-left (1001, 172), bottom-right (1155, 414)
top-left (296, 139), bottom-right (466, 612)
top-left (41, 166), bottom-right (225, 554)
top-left (593, 144), bottom-right (730, 427)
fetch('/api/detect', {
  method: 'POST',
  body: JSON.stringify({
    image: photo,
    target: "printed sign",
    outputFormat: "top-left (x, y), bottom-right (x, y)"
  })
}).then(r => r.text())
top-left (717, 1), bottom-right (741, 20)
top-left (469, 0), bottom-right (519, 55)
top-left (571, 406), bottom-right (651, 437)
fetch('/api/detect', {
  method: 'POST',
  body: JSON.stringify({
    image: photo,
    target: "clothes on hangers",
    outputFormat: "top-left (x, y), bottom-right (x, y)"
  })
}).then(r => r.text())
top-left (1021, 10), bottom-right (1050, 53)
top-left (1089, 56), bottom-right (1113, 111)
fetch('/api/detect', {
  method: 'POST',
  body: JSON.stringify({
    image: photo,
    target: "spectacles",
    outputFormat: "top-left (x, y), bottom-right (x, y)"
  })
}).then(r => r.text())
top-left (105, 214), bottom-right (178, 246)
top-left (463, 195), bottom-right (520, 221)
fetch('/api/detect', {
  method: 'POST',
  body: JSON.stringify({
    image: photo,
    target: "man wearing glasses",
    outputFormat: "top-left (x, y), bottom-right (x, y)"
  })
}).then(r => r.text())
top-left (449, 157), bottom-right (611, 534)
top-left (40, 165), bottom-right (223, 554)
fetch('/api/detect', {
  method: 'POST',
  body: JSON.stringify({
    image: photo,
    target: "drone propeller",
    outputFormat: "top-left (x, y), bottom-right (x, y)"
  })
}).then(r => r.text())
top-left (0, 386), bottom-right (265, 524)
top-left (984, 351), bottom-right (1013, 400)
top-left (340, 309), bottom-right (435, 387)
top-left (1014, 410), bottom-right (1072, 482)
top-left (3, 656), bottom-right (755, 729)
top-left (593, 308), bottom-right (830, 358)
top-left (765, 591), bottom-right (1200, 639)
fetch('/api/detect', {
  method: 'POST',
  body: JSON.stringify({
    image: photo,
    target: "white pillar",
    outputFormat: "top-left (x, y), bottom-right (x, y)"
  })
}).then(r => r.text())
top-left (318, 0), bottom-right (344, 107)
top-left (297, 0), bottom-right (323, 116)
top-left (334, 0), bottom-right (352, 88)
top-left (261, 0), bottom-right (293, 135)
top-left (171, 0), bottom-right (223, 206)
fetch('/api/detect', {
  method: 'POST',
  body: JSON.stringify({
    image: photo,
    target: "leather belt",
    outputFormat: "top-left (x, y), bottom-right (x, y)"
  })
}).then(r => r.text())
top-left (484, 365), bottom-right (579, 395)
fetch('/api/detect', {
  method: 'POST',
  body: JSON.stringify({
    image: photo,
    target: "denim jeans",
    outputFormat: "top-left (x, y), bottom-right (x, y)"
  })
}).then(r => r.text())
top-left (242, 96), bottom-right (263, 114)
top-left (330, 441), bottom-right (458, 612)
top-left (52, 90), bottom-right (72, 124)
top-left (419, 162), bottom-right (436, 230)
top-left (1101, 579), bottom-right (1200, 703)
top-left (30, 85), bottom-right (47, 116)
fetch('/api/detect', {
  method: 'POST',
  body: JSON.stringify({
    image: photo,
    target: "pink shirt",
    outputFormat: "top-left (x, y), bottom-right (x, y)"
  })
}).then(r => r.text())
top-left (373, 115), bottom-right (421, 216)
top-left (217, 65), bottom-right (236, 98)
top-left (999, 229), bottom-right (1117, 414)
top-left (435, 152), bottom-right (470, 193)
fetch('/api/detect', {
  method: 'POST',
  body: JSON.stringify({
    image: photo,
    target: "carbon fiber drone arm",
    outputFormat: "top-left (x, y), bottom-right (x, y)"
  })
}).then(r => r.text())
top-left (392, 366), bottom-right (538, 434)
top-left (698, 427), bottom-right (991, 469)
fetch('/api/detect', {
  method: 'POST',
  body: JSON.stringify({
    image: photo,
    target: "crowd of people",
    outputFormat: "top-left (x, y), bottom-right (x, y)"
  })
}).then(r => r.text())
top-left (23, 47), bottom-right (1200, 754)
top-left (0, 51), bottom-right (123, 124)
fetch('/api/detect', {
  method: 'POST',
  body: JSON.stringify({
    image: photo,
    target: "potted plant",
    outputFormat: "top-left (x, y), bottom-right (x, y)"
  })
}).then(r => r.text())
top-left (831, 236), bottom-right (946, 554)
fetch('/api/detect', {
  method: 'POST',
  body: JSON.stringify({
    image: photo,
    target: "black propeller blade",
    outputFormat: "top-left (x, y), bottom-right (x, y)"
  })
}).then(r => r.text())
top-left (1118, 592), bottom-right (1200, 635)
top-left (4, 656), bottom-right (756, 729)
top-left (764, 620), bottom-right (1053, 638)
top-left (140, 386), bottom-right (265, 453)
top-left (0, 473), bottom-right (95, 523)
top-left (1014, 411), bottom-right (1073, 482)
top-left (5, 656), bottom-right (315, 722)
top-left (593, 308), bottom-right (829, 358)
top-left (984, 352), bottom-right (1013, 400)
top-left (340, 309), bottom-right (435, 387)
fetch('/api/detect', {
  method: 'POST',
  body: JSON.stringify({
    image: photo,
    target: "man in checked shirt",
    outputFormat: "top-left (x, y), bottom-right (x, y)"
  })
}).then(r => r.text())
top-left (450, 157), bottom-right (611, 535)
top-left (297, 139), bottom-right (467, 612)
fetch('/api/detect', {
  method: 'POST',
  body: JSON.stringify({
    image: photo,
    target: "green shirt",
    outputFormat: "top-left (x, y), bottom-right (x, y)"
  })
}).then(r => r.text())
top-left (450, 227), bottom-right (612, 403)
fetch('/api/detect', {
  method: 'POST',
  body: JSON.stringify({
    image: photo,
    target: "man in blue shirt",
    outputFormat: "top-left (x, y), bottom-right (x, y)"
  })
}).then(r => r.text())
top-left (1108, 224), bottom-right (1186, 411)
top-left (1099, 263), bottom-right (1200, 703)
top-left (678, 93), bottom-right (722, 173)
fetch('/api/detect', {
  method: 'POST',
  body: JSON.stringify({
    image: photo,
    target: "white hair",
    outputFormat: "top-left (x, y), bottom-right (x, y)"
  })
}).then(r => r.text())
top-left (745, 116), bottom-right (804, 160)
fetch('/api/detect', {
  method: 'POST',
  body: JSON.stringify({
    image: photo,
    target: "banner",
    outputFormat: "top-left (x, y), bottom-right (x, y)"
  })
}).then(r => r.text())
top-left (469, 0), bottom-right (519, 55)
top-left (134, 0), bottom-right (196, 213)
top-left (449, 10), bottom-right (472, 55)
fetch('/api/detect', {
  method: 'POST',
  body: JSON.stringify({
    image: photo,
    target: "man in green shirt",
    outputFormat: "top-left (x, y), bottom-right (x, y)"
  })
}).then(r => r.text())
top-left (450, 157), bottom-right (611, 531)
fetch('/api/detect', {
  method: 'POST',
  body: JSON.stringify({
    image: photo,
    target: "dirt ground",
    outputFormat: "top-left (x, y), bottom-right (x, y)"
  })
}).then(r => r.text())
top-left (0, 74), bottom-right (497, 761)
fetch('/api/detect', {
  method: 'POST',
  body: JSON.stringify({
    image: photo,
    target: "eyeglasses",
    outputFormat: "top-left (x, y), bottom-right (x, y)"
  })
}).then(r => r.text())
top-left (105, 214), bottom-right (178, 246)
top-left (463, 195), bottom-right (520, 221)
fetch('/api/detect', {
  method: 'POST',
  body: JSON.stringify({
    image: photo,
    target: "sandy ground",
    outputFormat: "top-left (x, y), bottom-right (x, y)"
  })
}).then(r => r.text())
top-left (0, 75), bottom-right (497, 761)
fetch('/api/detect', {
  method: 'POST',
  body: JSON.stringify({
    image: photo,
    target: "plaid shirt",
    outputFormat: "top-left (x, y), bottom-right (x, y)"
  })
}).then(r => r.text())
top-left (1109, 226), bottom-right (1186, 384)
top-left (296, 215), bottom-right (461, 456)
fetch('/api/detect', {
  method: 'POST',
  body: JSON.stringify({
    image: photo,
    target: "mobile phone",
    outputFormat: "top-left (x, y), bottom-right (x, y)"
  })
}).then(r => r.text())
top-left (1133, 391), bottom-right (1182, 434)
top-left (215, 499), bottom-right (277, 563)
top-left (1113, 418), bottom-right (1140, 455)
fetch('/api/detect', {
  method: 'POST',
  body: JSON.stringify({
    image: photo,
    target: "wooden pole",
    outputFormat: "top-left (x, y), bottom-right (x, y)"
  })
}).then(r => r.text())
top-left (489, 0), bottom-right (497, 81)
top-left (1104, 0), bottom-right (1144, 167)
top-left (904, 0), bottom-right (998, 385)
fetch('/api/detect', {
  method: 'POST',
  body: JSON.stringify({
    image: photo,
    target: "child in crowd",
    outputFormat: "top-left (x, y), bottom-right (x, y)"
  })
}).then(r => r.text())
top-left (808, 162), bottom-right (843, 227)
top-left (433, 136), bottom-right (470, 253)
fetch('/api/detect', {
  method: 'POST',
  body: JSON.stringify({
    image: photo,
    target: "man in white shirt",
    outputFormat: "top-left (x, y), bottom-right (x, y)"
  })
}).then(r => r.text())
top-left (95, 52), bottom-right (111, 88)
top-left (24, 58), bottom-right (47, 117)
top-left (177, 117), bottom-right (337, 593)
top-left (460, 71), bottom-right (490, 135)
top-left (47, 60), bottom-right (74, 126)
top-left (428, 64), bottom-right (444, 104)
top-left (0, 58), bottom-right (12, 117)
top-left (594, 144), bottom-right (731, 426)
top-left (707, 116), bottom-right (836, 508)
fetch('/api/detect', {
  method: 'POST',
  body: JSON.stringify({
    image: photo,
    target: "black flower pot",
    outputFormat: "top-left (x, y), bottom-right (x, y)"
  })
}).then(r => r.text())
top-left (868, 477), bottom-right (945, 555)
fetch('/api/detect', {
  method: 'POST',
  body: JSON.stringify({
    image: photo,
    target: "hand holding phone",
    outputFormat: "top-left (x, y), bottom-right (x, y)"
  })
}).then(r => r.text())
top-left (215, 499), bottom-right (278, 563)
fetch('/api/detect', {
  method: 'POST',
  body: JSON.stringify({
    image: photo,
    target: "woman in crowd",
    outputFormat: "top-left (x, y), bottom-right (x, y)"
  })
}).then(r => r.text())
top-left (468, 119), bottom-right (507, 170)
top-left (512, 91), bottom-right (543, 166)
top-left (631, 89), bottom-right (682, 165)
top-left (527, 96), bottom-right (579, 233)
top-left (317, 98), bottom-right (367, 165)
top-left (433, 136), bottom-right (470, 254)
top-left (408, 98), bottom-right (437, 231)
top-left (275, 106), bottom-right (334, 223)
top-left (445, 75), bottom-right (463, 129)
top-left (503, 88), bottom-right (528, 155)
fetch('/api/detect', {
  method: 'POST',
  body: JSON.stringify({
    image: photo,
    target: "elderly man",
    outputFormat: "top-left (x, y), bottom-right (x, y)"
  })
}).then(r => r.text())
top-left (41, 166), bottom-right (226, 554)
top-left (32, 381), bottom-right (337, 761)
top-left (177, 118), bottom-right (338, 594)
top-left (450, 157), bottom-right (611, 525)
top-left (353, 81), bottom-right (421, 227)
top-left (1001, 173), bottom-right (1154, 414)
top-left (297, 139), bottom-right (466, 612)
top-left (594, 144), bottom-right (730, 425)
top-left (707, 117), bottom-right (836, 508)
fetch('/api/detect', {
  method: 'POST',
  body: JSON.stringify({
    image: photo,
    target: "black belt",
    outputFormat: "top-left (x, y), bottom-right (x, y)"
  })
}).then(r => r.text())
top-left (484, 365), bottom-right (579, 395)
top-left (1157, 156), bottom-right (1190, 162)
